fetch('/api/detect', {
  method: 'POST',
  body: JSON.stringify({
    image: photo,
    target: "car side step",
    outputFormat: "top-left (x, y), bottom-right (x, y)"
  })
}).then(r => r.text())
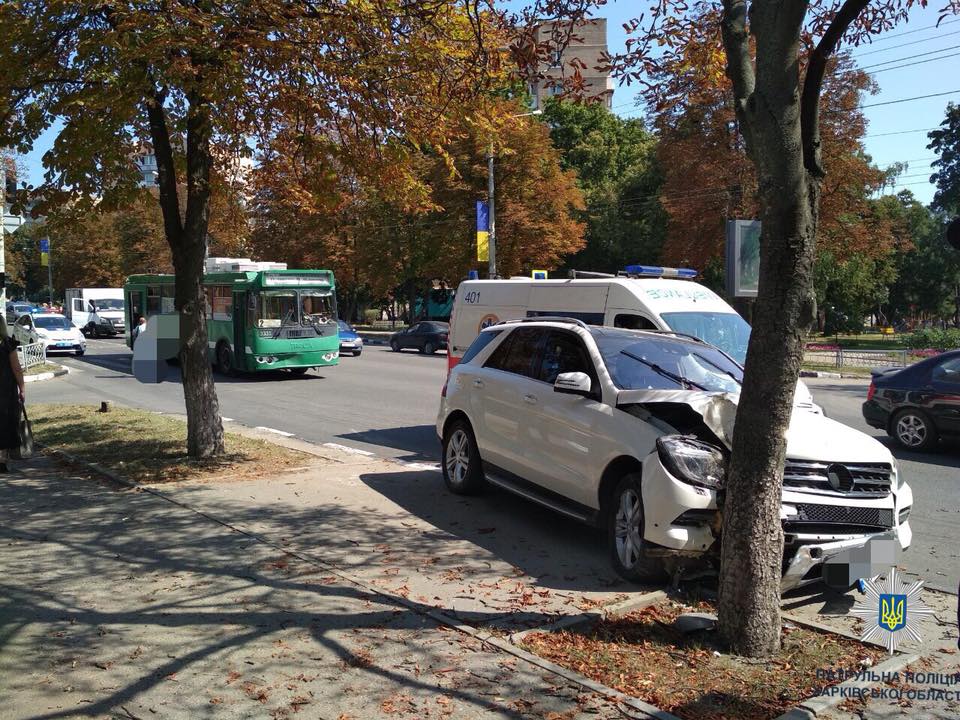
top-left (483, 471), bottom-right (595, 524)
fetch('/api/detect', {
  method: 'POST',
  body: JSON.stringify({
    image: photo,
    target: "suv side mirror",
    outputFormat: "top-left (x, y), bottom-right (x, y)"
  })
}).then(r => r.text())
top-left (554, 371), bottom-right (592, 397)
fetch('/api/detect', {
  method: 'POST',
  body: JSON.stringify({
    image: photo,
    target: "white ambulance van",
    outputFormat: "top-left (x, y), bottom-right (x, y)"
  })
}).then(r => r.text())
top-left (447, 266), bottom-right (822, 411)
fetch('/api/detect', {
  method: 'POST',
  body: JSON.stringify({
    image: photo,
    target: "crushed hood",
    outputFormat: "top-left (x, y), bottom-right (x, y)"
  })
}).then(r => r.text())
top-left (616, 389), bottom-right (891, 463)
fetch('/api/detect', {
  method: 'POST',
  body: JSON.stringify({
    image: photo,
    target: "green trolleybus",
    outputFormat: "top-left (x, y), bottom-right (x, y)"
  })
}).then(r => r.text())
top-left (123, 258), bottom-right (339, 374)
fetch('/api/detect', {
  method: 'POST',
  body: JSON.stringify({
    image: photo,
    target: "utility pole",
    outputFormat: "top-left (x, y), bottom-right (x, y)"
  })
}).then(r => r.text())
top-left (486, 143), bottom-right (496, 279)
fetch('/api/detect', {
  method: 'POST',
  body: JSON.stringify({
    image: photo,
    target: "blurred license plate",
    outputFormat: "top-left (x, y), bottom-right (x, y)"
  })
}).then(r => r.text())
top-left (56, 342), bottom-right (72, 347)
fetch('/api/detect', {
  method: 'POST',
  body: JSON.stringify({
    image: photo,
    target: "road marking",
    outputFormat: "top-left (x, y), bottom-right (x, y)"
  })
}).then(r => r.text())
top-left (397, 462), bottom-right (441, 471)
top-left (222, 417), bottom-right (234, 422)
top-left (255, 426), bottom-right (294, 437)
top-left (322, 442), bottom-right (375, 456)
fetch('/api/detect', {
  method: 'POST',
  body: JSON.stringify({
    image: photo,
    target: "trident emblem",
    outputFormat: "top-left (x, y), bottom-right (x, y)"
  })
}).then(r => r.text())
top-left (879, 593), bottom-right (907, 632)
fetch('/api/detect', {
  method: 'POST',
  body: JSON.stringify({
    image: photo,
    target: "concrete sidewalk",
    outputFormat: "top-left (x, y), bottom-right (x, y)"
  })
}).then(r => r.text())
top-left (2, 432), bottom-right (956, 720)
top-left (0, 455), bottom-right (620, 720)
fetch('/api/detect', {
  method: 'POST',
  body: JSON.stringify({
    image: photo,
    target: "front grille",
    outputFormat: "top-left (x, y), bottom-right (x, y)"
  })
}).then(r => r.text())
top-left (788, 503), bottom-right (894, 528)
top-left (783, 460), bottom-right (893, 497)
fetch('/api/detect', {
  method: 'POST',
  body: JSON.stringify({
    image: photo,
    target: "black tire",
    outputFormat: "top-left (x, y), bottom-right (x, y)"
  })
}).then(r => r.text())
top-left (75, 349), bottom-right (85, 357)
top-left (289, 367), bottom-right (309, 375)
top-left (442, 418), bottom-right (485, 495)
top-left (81, 324), bottom-right (93, 338)
top-left (424, 341), bottom-right (436, 355)
top-left (606, 473), bottom-right (666, 583)
top-left (353, 349), bottom-right (362, 357)
top-left (215, 342), bottom-right (233, 376)
top-left (390, 340), bottom-right (400, 352)
top-left (889, 408), bottom-right (938, 451)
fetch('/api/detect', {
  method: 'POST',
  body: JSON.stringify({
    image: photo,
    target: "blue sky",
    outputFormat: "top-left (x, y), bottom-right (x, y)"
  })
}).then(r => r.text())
top-left (22, 2), bottom-right (957, 205)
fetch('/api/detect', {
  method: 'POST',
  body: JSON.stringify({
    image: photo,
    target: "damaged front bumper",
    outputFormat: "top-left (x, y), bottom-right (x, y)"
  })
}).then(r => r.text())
top-left (780, 531), bottom-right (902, 593)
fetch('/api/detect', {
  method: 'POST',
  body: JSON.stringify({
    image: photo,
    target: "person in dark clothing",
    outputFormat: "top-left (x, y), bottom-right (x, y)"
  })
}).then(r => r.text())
top-left (0, 317), bottom-right (25, 473)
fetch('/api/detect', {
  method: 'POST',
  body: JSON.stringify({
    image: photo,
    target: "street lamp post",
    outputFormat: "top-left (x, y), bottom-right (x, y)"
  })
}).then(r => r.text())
top-left (486, 109), bottom-right (542, 278)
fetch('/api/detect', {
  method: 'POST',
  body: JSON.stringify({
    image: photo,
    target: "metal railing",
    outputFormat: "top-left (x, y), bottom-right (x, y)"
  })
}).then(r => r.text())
top-left (803, 348), bottom-right (909, 369)
top-left (18, 341), bottom-right (46, 370)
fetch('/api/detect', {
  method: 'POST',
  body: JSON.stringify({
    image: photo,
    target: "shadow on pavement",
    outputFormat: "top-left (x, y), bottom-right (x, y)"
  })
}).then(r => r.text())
top-left (339, 426), bottom-right (440, 461)
top-left (0, 459), bottom-right (594, 720)
top-left (358, 469), bottom-right (633, 596)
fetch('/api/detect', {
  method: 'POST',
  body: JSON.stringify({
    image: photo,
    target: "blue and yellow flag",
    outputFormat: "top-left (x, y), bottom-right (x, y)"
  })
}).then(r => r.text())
top-left (476, 201), bottom-right (489, 262)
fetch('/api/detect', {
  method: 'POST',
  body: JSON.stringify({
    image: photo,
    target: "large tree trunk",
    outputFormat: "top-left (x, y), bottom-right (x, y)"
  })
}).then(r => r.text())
top-left (717, 0), bottom-right (819, 657)
top-left (145, 79), bottom-right (225, 459)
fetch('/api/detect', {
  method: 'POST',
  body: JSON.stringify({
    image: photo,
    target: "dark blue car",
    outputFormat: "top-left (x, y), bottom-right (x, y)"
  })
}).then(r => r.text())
top-left (862, 349), bottom-right (960, 451)
top-left (337, 320), bottom-right (363, 357)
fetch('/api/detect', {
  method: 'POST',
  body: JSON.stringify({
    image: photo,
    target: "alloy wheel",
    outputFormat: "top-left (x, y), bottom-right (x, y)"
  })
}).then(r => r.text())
top-left (445, 429), bottom-right (469, 486)
top-left (614, 489), bottom-right (644, 569)
top-left (895, 414), bottom-right (926, 447)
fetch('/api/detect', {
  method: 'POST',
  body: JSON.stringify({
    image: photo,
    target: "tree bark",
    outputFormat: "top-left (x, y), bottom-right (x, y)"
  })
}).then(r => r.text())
top-left (717, 0), bottom-right (818, 657)
top-left (144, 78), bottom-right (224, 459)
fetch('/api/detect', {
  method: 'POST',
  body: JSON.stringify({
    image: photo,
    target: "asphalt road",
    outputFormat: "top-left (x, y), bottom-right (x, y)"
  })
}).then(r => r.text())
top-left (28, 340), bottom-right (959, 589)
top-left (30, 337), bottom-right (448, 461)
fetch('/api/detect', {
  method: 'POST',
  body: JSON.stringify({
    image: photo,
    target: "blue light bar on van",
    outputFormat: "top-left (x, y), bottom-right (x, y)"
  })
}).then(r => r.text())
top-left (624, 265), bottom-right (698, 279)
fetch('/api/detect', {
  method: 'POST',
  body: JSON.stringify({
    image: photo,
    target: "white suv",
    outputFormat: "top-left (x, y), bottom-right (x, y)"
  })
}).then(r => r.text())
top-left (436, 318), bottom-right (912, 591)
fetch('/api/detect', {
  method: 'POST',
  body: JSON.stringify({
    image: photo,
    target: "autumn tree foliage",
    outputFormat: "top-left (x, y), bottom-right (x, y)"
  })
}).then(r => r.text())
top-left (249, 99), bottom-right (585, 319)
top-left (522, 0), bottom-right (960, 657)
top-left (650, 24), bottom-right (896, 271)
top-left (1, 0), bottom-right (503, 457)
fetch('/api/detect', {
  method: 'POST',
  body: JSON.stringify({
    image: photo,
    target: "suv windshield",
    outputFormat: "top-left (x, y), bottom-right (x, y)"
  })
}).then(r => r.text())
top-left (659, 311), bottom-right (751, 364)
top-left (35, 316), bottom-right (73, 331)
top-left (595, 331), bottom-right (742, 393)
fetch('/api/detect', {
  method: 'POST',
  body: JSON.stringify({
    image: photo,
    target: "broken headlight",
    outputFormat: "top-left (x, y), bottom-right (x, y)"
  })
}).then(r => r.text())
top-left (656, 435), bottom-right (726, 490)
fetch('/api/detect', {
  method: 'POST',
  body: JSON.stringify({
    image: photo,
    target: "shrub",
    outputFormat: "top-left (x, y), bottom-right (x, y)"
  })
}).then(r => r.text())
top-left (904, 328), bottom-right (960, 351)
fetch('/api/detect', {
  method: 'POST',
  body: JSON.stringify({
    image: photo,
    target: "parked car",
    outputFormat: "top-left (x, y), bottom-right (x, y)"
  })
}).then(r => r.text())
top-left (862, 349), bottom-right (960, 451)
top-left (337, 320), bottom-right (363, 357)
top-left (5, 302), bottom-right (36, 324)
top-left (437, 318), bottom-right (912, 592)
top-left (390, 321), bottom-right (448, 354)
top-left (13, 313), bottom-right (86, 356)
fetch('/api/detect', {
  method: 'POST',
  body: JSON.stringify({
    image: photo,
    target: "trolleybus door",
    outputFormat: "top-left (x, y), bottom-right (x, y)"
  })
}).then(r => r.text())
top-left (233, 291), bottom-right (248, 370)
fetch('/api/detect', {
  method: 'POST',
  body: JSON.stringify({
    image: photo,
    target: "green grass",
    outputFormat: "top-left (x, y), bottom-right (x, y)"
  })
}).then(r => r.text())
top-left (31, 404), bottom-right (314, 484)
top-left (810, 332), bottom-right (906, 350)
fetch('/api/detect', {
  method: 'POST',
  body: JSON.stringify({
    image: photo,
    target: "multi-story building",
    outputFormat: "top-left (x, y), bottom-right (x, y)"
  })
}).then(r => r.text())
top-left (526, 18), bottom-right (613, 110)
top-left (135, 148), bottom-right (253, 189)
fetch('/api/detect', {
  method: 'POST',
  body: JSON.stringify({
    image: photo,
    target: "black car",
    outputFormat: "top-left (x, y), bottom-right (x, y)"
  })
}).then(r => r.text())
top-left (862, 349), bottom-right (960, 451)
top-left (389, 321), bottom-right (449, 354)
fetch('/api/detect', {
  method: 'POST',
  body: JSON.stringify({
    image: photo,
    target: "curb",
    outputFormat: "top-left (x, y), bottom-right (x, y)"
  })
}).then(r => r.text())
top-left (773, 652), bottom-right (921, 720)
top-left (800, 370), bottom-right (842, 378)
top-left (24, 364), bottom-right (70, 383)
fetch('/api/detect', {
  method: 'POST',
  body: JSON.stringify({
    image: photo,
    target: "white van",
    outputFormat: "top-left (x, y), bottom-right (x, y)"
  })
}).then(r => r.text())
top-left (64, 288), bottom-right (125, 337)
top-left (448, 267), bottom-right (822, 411)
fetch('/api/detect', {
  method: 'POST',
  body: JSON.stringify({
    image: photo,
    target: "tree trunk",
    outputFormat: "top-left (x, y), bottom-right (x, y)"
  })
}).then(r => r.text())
top-left (145, 77), bottom-right (224, 459)
top-left (180, 89), bottom-right (225, 458)
top-left (717, 0), bottom-right (819, 657)
top-left (718, 171), bottom-right (818, 656)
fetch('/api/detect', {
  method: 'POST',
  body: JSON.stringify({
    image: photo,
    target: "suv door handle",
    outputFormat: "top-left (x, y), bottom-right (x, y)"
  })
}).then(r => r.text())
top-left (523, 394), bottom-right (537, 405)
top-left (472, 379), bottom-right (484, 388)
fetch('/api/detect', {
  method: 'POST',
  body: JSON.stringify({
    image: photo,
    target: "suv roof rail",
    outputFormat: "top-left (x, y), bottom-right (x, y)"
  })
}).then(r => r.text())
top-left (494, 316), bottom-right (591, 330)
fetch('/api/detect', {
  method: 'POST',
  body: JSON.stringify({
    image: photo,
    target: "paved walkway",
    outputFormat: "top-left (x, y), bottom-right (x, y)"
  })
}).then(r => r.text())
top-left (0, 455), bottom-right (620, 720)
top-left (2, 437), bottom-right (956, 720)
